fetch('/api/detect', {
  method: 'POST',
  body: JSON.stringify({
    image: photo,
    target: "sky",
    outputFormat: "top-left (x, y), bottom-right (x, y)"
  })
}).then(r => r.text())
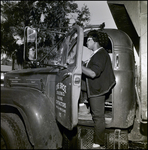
top-left (76, 1), bottom-right (139, 65)
top-left (76, 1), bottom-right (117, 29)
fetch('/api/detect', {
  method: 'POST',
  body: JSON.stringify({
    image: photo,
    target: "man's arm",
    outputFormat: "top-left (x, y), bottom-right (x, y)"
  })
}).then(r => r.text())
top-left (82, 65), bottom-right (96, 78)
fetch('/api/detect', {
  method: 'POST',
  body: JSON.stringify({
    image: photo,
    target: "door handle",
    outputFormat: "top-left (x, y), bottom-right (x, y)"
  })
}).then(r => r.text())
top-left (116, 54), bottom-right (119, 68)
top-left (62, 72), bottom-right (72, 81)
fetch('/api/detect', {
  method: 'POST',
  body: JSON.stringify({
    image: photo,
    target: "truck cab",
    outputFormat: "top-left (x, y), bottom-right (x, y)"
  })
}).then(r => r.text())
top-left (1, 25), bottom-right (147, 149)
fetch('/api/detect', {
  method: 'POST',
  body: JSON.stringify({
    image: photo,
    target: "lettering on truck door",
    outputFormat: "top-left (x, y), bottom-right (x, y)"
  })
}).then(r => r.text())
top-left (55, 25), bottom-right (84, 130)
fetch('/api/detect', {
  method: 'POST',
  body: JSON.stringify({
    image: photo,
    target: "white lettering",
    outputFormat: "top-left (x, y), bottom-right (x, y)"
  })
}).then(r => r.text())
top-left (56, 82), bottom-right (66, 93)
top-left (56, 105), bottom-right (66, 113)
top-left (56, 91), bottom-right (65, 96)
top-left (56, 100), bottom-right (66, 108)
top-left (57, 96), bottom-right (63, 101)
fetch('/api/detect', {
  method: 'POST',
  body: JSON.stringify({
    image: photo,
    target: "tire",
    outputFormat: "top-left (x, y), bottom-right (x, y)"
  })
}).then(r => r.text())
top-left (1, 113), bottom-right (32, 149)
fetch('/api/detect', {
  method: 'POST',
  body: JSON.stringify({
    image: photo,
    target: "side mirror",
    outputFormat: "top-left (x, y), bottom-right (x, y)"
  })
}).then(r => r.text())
top-left (24, 27), bottom-right (37, 61)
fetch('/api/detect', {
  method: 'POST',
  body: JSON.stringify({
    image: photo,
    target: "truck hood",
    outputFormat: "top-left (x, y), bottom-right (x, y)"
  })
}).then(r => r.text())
top-left (6, 67), bottom-right (59, 75)
top-left (4, 67), bottom-right (59, 92)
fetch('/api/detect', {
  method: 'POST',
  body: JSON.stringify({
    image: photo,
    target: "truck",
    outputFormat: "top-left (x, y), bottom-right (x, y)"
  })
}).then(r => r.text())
top-left (1, 24), bottom-right (147, 149)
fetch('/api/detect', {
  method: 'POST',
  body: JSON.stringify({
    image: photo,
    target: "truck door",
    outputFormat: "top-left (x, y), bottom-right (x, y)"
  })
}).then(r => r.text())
top-left (55, 25), bottom-right (84, 130)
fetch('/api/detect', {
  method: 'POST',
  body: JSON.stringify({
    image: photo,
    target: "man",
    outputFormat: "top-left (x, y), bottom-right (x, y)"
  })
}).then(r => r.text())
top-left (24, 43), bottom-right (36, 68)
top-left (82, 30), bottom-right (116, 149)
top-left (28, 46), bottom-right (35, 60)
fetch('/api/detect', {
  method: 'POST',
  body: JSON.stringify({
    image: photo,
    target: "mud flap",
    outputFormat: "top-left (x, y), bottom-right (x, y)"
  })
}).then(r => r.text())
top-left (62, 127), bottom-right (78, 149)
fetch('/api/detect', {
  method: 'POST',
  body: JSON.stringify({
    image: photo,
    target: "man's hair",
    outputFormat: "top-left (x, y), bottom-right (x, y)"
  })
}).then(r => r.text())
top-left (87, 30), bottom-right (109, 48)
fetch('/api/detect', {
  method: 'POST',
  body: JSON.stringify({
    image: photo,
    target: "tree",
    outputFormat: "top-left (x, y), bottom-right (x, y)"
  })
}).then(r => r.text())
top-left (1, 1), bottom-right (90, 64)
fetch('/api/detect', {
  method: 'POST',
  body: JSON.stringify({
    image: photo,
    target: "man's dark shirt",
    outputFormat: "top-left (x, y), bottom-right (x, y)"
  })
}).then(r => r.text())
top-left (86, 48), bottom-right (116, 97)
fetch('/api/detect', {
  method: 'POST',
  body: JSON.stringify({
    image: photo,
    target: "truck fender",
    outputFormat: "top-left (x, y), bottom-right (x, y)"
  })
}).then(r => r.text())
top-left (1, 87), bottom-right (62, 149)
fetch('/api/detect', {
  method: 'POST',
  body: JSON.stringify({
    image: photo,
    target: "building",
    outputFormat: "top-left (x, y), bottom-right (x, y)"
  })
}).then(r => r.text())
top-left (107, 0), bottom-right (147, 141)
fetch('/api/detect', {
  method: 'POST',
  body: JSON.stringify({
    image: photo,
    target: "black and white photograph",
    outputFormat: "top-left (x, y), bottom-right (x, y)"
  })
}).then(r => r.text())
top-left (1, 1), bottom-right (147, 149)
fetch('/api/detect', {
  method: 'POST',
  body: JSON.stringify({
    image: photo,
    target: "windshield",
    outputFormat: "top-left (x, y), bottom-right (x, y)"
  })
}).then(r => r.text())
top-left (24, 26), bottom-right (79, 69)
top-left (40, 29), bottom-right (78, 67)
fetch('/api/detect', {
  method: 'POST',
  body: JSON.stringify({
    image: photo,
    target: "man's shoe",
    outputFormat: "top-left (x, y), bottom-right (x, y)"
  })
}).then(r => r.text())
top-left (84, 99), bottom-right (88, 103)
top-left (92, 143), bottom-right (106, 149)
top-left (79, 103), bottom-right (90, 115)
top-left (92, 143), bottom-right (100, 149)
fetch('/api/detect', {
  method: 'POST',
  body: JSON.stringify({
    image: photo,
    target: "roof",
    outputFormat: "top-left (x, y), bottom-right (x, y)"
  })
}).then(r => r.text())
top-left (107, 2), bottom-right (140, 54)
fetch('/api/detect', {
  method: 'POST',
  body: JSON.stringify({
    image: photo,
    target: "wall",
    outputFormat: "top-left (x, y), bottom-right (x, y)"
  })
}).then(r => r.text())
top-left (107, 1), bottom-right (147, 120)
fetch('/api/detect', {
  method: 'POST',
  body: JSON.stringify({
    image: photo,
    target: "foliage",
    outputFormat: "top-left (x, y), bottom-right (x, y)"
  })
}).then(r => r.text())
top-left (1, 1), bottom-right (90, 65)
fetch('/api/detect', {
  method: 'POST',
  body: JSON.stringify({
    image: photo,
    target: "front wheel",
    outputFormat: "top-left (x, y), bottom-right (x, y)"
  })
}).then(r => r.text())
top-left (1, 113), bottom-right (32, 149)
